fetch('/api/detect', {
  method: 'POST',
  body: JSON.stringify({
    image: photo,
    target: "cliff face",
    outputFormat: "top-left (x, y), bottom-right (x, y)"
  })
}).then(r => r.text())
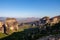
top-left (5, 18), bottom-right (18, 32)
top-left (41, 16), bottom-right (60, 24)
top-left (0, 18), bottom-right (19, 34)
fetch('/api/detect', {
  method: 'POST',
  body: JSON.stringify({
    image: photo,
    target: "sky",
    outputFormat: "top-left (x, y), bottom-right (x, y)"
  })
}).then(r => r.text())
top-left (0, 0), bottom-right (60, 18)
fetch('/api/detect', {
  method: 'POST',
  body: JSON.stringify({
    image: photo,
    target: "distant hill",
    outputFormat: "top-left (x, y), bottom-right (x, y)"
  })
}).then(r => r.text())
top-left (0, 17), bottom-right (6, 21)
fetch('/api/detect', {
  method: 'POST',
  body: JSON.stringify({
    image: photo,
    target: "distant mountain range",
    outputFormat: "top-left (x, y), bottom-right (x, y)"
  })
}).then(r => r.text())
top-left (0, 17), bottom-right (40, 23)
top-left (0, 17), bottom-right (7, 21)
top-left (17, 18), bottom-right (40, 23)
top-left (0, 15), bottom-right (60, 24)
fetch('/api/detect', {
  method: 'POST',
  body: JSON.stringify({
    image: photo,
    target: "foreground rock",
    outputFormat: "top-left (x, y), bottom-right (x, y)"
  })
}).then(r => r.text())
top-left (37, 35), bottom-right (60, 40)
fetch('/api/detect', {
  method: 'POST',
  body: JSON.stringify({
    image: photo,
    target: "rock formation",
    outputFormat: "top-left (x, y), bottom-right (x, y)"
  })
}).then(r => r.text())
top-left (5, 18), bottom-right (19, 33)
top-left (0, 20), bottom-right (4, 33)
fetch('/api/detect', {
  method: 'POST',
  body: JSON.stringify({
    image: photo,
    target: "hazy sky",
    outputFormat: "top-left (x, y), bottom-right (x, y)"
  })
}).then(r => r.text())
top-left (0, 0), bottom-right (60, 18)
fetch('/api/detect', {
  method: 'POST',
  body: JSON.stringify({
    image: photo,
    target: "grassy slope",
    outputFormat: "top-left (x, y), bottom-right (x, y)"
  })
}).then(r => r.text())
top-left (0, 33), bottom-right (7, 38)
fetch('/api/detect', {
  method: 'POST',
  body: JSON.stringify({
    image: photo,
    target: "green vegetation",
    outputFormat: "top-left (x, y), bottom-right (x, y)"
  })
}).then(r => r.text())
top-left (0, 21), bottom-right (60, 40)
top-left (0, 33), bottom-right (7, 39)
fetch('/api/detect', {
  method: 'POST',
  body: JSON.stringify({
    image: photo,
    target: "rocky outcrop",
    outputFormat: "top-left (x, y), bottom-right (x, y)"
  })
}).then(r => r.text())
top-left (0, 18), bottom-right (19, 34)
top-left (39, 16), bottom-right (50, 24)
top-left (5, 18), bottom-right (19, 33)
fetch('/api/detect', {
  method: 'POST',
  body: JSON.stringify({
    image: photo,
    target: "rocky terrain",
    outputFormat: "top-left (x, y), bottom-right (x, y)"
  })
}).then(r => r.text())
top-left (0, 15), bottom-right (60, 40)
top-left (0, 15), bottom-right (60, 34)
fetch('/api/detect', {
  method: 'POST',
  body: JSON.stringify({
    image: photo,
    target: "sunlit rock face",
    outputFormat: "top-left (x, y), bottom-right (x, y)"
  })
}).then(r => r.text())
top-left (55, 15), bottom-right (60, 22)
top-left (0, 21), bottom-right (4, 33)
top-left (5, 18), bottom-right (19, 32)
top-left (50, 16), bottom-right (60, 26)
top-left (50, 17), bottom-right (58, 24)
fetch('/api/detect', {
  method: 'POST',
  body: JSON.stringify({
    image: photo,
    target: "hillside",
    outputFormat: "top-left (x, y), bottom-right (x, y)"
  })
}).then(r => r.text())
top-left (0, 15), bottom-right (60, 40)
